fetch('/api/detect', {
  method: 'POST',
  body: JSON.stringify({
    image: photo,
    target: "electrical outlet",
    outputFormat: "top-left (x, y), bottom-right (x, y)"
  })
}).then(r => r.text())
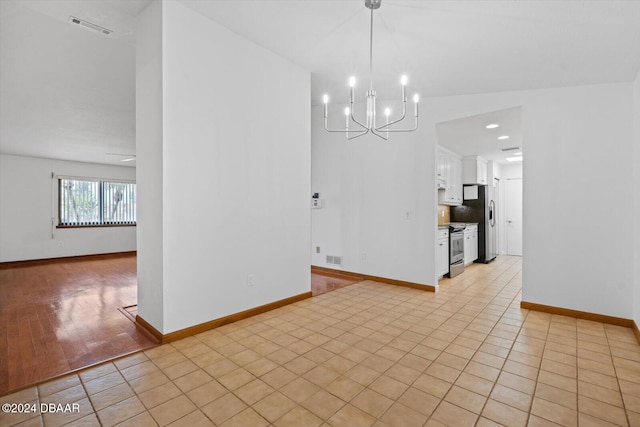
top-left (247, 274), bottom-right (254, 287)
top-left (316, 246), bottom-right (320, 253)
top-left (361, 252), bottom-right (367, 261)
top-left (57, 241), bottom-right (64, 247)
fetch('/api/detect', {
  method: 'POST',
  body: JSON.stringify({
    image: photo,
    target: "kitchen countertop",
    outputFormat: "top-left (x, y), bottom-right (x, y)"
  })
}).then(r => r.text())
top-left (438, 222), bottom-right (478, 229)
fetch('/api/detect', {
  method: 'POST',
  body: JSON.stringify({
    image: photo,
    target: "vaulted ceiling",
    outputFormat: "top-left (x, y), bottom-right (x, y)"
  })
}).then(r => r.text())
top-left (1, 0), bottom-right (640, 166)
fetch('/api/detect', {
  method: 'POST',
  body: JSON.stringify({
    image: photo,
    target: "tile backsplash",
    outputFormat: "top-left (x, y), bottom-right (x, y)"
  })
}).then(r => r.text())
top-left (438, 205), bottom-right (450, 225)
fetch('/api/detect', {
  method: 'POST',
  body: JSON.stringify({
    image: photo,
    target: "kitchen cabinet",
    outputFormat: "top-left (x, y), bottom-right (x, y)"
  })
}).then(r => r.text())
top-left (462, 156), bottom-right (488, 185)
top-left (436, 149), bottom-right (447, 184)
top-left (437, 146), bottom-right (463, 206)
top-left (463, 224), bottom-right (478, 265)
top-left (437, 228), bottom-right (449, 278)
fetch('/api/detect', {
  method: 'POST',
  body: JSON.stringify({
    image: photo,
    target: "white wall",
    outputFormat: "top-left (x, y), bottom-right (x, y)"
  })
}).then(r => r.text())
top-left (0, 154), bottom-right (136, 262)
top-left (311, 104), bottom-right (437, 287)
top-left (500, 164), bottom-right (523, 180)
top-left (433, 84), bottom-right (634, 319)
top-left (634, 71), bottom-right (640, 327)
top-left (137, 0), bottom-right (311, 334)
top-left (313, 82), bottom-right (635, 319)
top-left (136, 0), bottom-right (164, 331)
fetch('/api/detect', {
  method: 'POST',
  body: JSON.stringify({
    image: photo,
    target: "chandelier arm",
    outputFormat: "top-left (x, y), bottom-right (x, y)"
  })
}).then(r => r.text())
top-left (381, 128), bottom-right (418, 133)
top-left (374, 84), bottom-right (406, 131)
top-left (323, 122), bottom-right (368, 134)
top-left (346, 129), bottom-right (371, 140)
top-left (370, 129), bottom-right (389, 140)
top-left (349, 102), bottom-right (370, 131)
top-left (379, 101), bottom-right (418, 132)
top-left (324, 104), bottom-right (367, 133)
top-left (376, 117), bottom-right (419, 132)
top-left (323, 120), bottom-right (369, 138)
top-left (375, 104), bottom-right (407, 131)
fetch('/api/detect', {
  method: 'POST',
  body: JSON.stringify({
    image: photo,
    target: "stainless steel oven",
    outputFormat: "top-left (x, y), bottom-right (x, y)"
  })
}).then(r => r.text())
top-left (448, 225), bottom-right (465, 278)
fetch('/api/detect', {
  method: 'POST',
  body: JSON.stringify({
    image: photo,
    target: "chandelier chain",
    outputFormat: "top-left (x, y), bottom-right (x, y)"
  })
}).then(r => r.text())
top-left (369, 7), bottom-right (374, 92)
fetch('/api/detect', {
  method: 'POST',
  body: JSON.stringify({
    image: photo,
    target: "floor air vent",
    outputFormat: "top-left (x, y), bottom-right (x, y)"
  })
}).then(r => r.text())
top-left (326, 255), bottom-right (342, 266)
top-left (69, 16), bottom-right (113, 35)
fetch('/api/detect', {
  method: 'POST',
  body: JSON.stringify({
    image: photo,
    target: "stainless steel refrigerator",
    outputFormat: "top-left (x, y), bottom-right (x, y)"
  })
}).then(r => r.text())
top-left (450, 185), bottom-right (497, 263)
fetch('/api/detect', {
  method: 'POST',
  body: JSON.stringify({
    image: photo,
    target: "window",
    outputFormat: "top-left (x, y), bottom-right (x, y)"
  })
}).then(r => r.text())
top-left (58, 178), bottom-right (136, 227)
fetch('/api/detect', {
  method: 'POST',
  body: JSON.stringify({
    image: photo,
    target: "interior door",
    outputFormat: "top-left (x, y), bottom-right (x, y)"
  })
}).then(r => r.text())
top-left (506, 178), bottom-right (523, 256)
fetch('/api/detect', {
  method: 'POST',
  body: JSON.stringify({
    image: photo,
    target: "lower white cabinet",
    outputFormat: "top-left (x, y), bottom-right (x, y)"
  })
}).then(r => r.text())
top-left (463, 225), bottom-right (478, 265)
top-left (437, 228), bottom-right (449, 278)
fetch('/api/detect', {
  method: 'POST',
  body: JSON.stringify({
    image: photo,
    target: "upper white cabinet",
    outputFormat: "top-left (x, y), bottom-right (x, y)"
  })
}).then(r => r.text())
top-left (437, 146), bottom-right (462, 206)
top-left (462, 155), bottom-right (488, 185)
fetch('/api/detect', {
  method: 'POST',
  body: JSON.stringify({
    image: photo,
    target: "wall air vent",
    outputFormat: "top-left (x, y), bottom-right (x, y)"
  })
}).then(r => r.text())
top-left (326, 255), bottom-right (343, 266)
top-left (500, 147), bottom-right (520, 152)
top-left (69, 16), bottom-right (113, 35)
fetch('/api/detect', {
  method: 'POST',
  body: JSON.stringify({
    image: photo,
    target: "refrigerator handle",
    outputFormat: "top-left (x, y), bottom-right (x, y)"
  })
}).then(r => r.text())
top-left (489, 200), bottom-right (496, 227)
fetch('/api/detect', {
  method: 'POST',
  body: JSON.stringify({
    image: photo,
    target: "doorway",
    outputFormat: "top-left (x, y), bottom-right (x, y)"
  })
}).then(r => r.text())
top-left (506, 178), bottom-right (523, 256)
top-left (435, 106), bottom-right (524, 285)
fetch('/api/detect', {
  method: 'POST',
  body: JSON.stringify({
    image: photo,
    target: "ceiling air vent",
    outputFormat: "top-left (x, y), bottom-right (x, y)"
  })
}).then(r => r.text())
top-left (501, 146), bottom-right (520, 152)
top-left (69, 16), bottom-right (113, 36)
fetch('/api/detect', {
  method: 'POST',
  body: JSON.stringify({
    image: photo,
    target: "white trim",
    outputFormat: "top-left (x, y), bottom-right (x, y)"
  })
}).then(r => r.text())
top-left (56, 175), bottom-right (136, 184)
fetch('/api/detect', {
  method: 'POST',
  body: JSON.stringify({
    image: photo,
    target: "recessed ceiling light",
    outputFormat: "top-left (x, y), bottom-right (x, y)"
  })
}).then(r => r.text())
top-left (498, 135), bottom-right (510, 140)
top-left (506, 156), bottom-right (523, 162)
top-left (486, 124), bottom-right (499, 129)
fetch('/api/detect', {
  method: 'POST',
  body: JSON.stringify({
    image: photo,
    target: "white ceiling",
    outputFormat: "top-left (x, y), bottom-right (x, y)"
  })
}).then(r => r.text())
top-left (1, 0), bottom-right (640, 166)
top-left (436, 107), bottom-right (522, 165)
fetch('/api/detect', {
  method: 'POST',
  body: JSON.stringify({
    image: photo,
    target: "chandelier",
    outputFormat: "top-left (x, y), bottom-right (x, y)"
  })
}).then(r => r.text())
top-left (322, 0), bottom-right (419, 140)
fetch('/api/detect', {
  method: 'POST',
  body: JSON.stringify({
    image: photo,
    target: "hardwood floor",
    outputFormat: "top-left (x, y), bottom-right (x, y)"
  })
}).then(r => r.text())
top-left (0, 253), bottom-right (158, 395)
top-left (311, 272), bottom-right (361, 296)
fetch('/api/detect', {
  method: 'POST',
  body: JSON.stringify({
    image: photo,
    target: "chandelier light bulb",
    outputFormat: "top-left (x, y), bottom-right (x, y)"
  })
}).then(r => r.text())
top-left (401, 75), bottom-right (408, 86)
top-left (413, 94), bottom-right (420, 103)
top-left (322, 94), bottom-right (329, 104)
top-left (384, 108), bottom-right (391, 117)
top-left (344, 107), bottom-right (350, 116)
top-left (349, 76), bottom-right (356, 87)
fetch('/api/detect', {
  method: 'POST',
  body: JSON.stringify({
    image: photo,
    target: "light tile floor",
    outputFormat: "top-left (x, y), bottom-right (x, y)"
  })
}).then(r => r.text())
top-left (2, 256), bottom-right (640, 426)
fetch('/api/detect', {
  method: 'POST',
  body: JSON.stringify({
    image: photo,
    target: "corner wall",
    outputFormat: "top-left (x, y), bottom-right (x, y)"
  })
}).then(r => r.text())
top-left (634, 71), bottom-right (640, 327)
top-left (137, 0), bottom-right (311, 334)
top-left (312, 82), bottom-right (635, 319)
top-left (136, 0), bottom-right (164, 331)
top-left (435, 84), bottom-right (635, 319)
top-left (311, 104), bottom-right (437, 287)
top-left (0, 154), bottom-right (136, 262)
